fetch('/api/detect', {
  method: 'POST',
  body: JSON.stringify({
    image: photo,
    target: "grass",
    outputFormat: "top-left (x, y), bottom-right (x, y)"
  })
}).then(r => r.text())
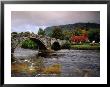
top-left (71, 43), bottom-right (100, 50)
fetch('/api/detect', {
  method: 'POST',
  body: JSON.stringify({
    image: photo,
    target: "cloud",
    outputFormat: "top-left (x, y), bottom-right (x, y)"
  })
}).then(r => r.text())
top-left (11, 11), bottom-right (100, 33)
top-left (11, 24), bottom-right (47, 34)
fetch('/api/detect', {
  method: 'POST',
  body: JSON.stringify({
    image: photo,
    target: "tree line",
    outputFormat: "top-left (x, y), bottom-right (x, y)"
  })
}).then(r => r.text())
top-left (38, 26), bottom-right (100, 43)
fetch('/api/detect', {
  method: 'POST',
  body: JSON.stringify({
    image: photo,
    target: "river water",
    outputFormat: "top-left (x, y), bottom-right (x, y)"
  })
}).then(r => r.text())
top-left (11, 48), bottom-right (100, 77)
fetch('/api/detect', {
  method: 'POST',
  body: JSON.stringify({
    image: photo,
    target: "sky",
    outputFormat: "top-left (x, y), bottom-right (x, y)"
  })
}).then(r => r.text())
top-left (11, 11), bottom-right (100, 34)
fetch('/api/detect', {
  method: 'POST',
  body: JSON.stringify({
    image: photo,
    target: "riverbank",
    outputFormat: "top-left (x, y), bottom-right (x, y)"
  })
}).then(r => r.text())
top-left (70, 44), bottom-right (100, 50)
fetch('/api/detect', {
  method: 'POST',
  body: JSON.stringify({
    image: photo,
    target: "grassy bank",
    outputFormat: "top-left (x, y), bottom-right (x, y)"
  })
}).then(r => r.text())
top-left (71, 44), bottom-right (100, 50)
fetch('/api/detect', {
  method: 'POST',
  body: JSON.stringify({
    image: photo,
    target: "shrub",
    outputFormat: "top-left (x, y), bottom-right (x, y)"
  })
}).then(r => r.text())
top-left (21, 39), bottom-right (38, 49)
top-left (61, 41), bottom-right (71, 49)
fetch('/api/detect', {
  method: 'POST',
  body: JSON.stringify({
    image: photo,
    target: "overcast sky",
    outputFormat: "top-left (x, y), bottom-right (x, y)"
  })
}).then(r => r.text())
top-left (11, 11), bottom-right (100, 33)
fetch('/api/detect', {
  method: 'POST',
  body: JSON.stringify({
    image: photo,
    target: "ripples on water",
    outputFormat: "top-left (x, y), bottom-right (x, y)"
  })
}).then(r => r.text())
top-left (11, 48), bottom-right (100, 77)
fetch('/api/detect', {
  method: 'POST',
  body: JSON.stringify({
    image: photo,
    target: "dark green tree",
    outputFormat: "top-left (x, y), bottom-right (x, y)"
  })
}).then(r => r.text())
top-left (73, 29), bottom-right (82, 36)
top-left (47, 33), bottom-right (52, 37)
top-left (38, 28), bottom-right (45, 36)
top-left (88, 29), bottom-right (100, 42)
top-left (52, 27), bottom-right (64, 40)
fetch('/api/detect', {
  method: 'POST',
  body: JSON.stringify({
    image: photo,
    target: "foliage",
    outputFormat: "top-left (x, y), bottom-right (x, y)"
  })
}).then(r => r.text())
top-left (21, 39), bottom-right (38, 49)
top-left (61, 41), bottom-right (71, 49)
top-left (52, 27), bottom-right (64, 40)
top-left (47, 33), bottom-right (52, 37)
top-left (38, 28), bottom-right (45, 36)
top-left (71, 34), bottom-right (88, 43)
top-left (88, 29), bottom-right (100, 42)
top-left (71, 29), bottom-right (88, 43)
top-left (44, 23), bottom-right (100, 36)
top-left (63, 30), bottom-right (73, 40)
top-left (73, 29), bottom-right (82, 36)
top-left (51, 41), bottom-right (61, 51)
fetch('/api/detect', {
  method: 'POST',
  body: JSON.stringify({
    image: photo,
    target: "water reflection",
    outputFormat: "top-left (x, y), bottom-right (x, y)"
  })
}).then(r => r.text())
top-left (11, 48), bottom-right (100, 77)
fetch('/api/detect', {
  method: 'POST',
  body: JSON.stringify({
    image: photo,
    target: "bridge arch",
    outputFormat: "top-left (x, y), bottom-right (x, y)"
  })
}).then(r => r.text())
top-left (30, 37), bottom-right (47, 51)
top-left (51, 41), bottom-right (61, 51)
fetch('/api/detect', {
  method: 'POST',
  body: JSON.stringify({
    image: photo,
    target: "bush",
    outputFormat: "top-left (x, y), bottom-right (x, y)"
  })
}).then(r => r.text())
top-left (21, 39), bottom-right (38, 49)
top-left (51, 42), bottom-right (61, 51)
top-left (61, 42), bottom-right (71, 49)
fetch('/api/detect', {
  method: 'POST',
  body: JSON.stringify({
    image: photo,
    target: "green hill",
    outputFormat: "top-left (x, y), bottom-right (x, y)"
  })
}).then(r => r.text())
top-left (44, 23), bottom-right (100, 36)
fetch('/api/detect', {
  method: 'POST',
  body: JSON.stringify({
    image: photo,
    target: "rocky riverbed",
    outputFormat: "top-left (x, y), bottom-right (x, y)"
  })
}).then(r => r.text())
top-left (12, 48), bottom-right (100, 77)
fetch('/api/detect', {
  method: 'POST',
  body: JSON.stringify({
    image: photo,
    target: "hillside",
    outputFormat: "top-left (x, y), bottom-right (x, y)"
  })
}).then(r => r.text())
top-left (44, 23), bottom-right (100, 35)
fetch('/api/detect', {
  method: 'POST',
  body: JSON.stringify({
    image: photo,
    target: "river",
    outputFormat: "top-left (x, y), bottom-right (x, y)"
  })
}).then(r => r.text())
top-left (11, 48), bottom-right (100, 77)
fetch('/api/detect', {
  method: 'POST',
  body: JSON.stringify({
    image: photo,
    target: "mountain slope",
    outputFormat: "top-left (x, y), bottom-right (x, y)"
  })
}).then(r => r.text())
top-left (44, 23), bottom-right (100, 35)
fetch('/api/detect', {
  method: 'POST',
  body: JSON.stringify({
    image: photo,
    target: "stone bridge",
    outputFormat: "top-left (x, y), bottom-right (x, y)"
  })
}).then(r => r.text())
top-left (11, 33), bottom-right (66, 52)
top-left (30, 36), bottom-right (66, 50)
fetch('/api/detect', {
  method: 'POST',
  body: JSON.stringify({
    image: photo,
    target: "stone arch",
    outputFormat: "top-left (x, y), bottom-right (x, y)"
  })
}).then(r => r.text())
top-left (51, 41), bottom-right (61, 51)
top-left (30, 37), bottom-right (47, 50)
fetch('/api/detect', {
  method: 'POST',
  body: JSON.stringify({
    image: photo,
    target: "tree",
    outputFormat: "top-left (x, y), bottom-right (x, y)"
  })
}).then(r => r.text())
top-left (63, 30), bottom-right (73, 40)
top-left (88, 29), bottom-right (100, 42)
top-left (71, 29), bottom-right (88, 43)
top-left (61, 41), bottom-right (71, 49)
top-left (71, 35), bottom-right (88, 43)
top-left (73, 29), bottom-right (82, 36)
top-left (48, 33), bottom-right (52, 37)
top-left (38, 28), bottom-right (45, 36)
top-left (52, 27), bottom-right (64, 40)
